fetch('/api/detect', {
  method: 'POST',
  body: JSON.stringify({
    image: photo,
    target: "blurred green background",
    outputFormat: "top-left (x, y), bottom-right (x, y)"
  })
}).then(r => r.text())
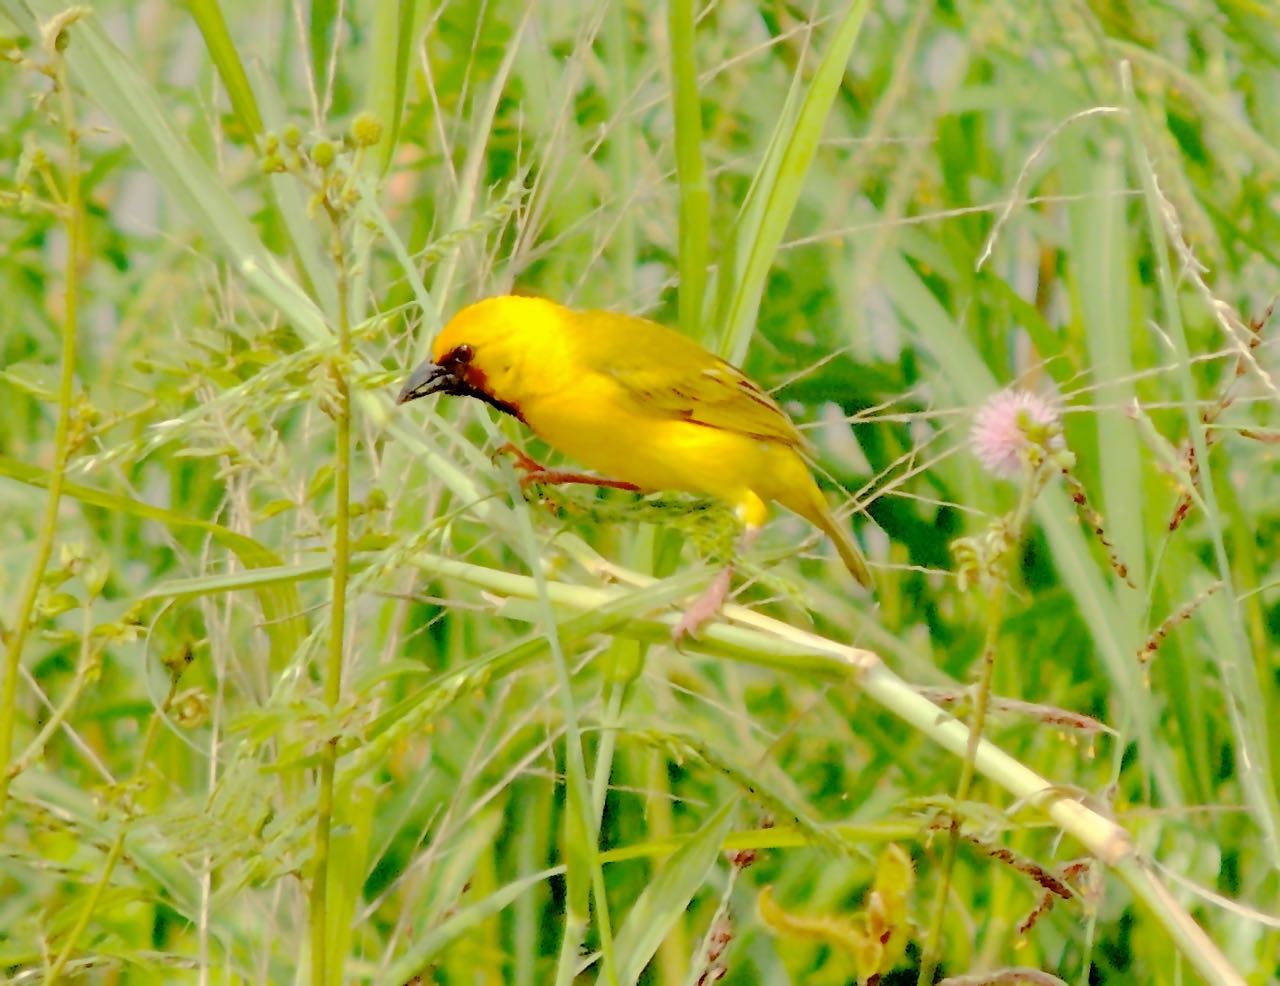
top-left (0, 0), bottom-right (1277, 982)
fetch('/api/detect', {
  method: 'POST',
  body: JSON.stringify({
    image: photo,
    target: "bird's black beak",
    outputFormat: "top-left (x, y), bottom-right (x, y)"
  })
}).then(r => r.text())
top-left (396, 361), bottom-right (456, 405)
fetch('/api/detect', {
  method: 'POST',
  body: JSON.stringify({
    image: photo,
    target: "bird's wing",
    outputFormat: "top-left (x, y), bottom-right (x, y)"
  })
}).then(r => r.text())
top-left (580, 310), bottom-right (812, 451)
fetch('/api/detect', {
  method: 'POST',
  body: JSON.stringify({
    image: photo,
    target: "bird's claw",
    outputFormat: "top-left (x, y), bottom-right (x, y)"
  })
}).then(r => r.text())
top-left (492, 442), bottom-right (547, 492)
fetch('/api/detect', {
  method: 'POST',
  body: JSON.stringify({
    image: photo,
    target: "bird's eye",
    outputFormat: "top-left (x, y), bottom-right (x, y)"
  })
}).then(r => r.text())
top-left (452, 344), bottom-right (475, 365)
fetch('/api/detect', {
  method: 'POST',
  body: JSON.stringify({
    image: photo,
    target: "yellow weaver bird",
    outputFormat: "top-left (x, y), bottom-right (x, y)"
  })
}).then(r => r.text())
top-left (397, 295), bottom-right (871, 637)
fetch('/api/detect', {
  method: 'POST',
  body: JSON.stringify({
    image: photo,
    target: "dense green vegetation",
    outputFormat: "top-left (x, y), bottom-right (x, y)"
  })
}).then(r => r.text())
top-left (1, 1), bottom-right (1277, 982)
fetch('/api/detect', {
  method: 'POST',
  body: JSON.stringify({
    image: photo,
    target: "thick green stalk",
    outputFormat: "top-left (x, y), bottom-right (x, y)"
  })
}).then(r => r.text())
top-left (0, 51), bottom-right (83, 816)
top-left (401, 549), bottom-right (1243, 986)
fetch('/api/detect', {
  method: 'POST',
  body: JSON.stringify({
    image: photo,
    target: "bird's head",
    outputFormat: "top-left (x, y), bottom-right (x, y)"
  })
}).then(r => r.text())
top-left (396, 295), bottom-right (570, 420)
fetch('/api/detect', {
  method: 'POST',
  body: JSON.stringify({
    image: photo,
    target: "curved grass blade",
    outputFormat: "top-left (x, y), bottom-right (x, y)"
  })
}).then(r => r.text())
top-left (0, 455), bottom-right (305, 666)
top-left (608, 800), bottom-right (735, 986)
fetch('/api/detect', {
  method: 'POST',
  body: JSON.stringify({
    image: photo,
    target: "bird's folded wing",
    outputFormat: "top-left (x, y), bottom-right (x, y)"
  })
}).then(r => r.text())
top-left (590, 316), bottom-right (811, 451)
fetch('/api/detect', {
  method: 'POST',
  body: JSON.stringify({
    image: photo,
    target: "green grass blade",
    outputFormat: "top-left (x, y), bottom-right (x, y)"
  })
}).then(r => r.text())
top-left (425, 6), bottom-right (532, 330)
top-left (379, 864), bottom-right (563, 985)
top-left (0, 456), bottom-right (306, 665)
top-left (309, 0), bottom-right (338, 103)
top-left (609, 800), bottom-right (735, 986)
top-left (1120, 64), bottom-right (1280, 866)
top-left (668, 0), bottom-right (709, 339)
top-left (502, 459), bottom-right (618, 985)
top-left (364, 0), bottom-right (418, 176)
top-left (715, 0), bottom-right (872, 364)
top-left (1073, 142), bottom-right (1145, 591)
top-left (184, 0), bottom-right (265, 139)
top-left (185, 0), bottom-right (337, 316)
top-left (605, 0), bottom-right (636, 298)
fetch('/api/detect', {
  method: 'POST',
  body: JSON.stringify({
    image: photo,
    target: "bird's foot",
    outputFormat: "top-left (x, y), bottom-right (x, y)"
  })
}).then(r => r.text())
top-left (492, 442), bottom-right (546, 479)
top-left (493, 442), bottom-right (640, 493)
top-left (673, 567), bottom-right (734, 644)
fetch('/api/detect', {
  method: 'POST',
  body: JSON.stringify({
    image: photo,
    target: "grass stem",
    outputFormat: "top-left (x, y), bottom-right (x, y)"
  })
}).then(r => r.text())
top-left (0, 48), bottom-right (84, 816)
top-left (310, 219), bottom-right (353, 986)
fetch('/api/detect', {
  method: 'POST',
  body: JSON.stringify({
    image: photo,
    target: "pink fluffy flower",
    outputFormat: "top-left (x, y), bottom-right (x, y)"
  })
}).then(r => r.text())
top-left (970, 389), bottom-right (1062, 478)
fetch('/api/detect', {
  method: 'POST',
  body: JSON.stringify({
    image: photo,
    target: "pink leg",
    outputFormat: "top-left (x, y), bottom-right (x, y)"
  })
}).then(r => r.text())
top-left (519, 469), bottom-right (641, 492)
top-left (494, 442), bottom-right (640, 493)
top-left (672, 526), bottom-right (760, 643)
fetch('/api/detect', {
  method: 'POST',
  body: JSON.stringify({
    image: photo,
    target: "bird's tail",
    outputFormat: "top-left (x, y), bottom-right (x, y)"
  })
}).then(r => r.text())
top-left (815, 505), bottom-right (872, 588)
top-left (786, 480), bottom-right (872, 588)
